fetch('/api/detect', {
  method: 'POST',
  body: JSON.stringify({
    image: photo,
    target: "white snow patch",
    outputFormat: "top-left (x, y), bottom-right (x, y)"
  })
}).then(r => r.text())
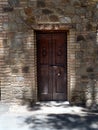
top-left (91, 123), bottom-right (98, 129)
top-left (0, 112), bottom-right (29, 130)
top-left (9, 104), bottom-right (28, 113)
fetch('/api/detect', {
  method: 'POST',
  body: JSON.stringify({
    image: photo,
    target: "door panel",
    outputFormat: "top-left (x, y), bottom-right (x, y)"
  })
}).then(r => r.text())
top-left (55, 67), bottom-right (66, 93)
top-left (52, 33), bottom-right (66, 65)
top-left (37, 33), bottom-right (52, 100)
top-left (37, 31), bottom-right (67, 101)
top-left (38, 66), bottom-right (52, 100)
top-left (53, 66), bottom-right (66, 100)
top-left (38, 34), bottom-right (51, 65)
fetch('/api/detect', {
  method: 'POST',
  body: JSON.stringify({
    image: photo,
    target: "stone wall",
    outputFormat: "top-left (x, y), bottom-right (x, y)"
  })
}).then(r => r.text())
top-left (1, 0), bottom-right (98, 106)
top-left (0, 0), bottom-right (9, 101)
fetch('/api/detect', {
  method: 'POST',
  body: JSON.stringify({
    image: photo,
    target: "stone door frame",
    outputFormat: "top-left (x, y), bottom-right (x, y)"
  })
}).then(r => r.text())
top-left (33, 23), bottom-right (76, 102)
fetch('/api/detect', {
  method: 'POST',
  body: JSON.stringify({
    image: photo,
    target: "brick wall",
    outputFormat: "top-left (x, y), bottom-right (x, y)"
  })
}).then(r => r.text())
top-left (0, 0), bottom-right (9, 102)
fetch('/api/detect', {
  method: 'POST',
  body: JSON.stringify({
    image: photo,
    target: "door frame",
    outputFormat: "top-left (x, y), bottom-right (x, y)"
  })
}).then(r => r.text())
top-left (36, 30), bottom-right (68, 101)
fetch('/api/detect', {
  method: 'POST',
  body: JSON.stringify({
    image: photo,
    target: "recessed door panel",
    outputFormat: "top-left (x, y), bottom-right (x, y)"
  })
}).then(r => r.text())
top-left (38, 34), bottom-right (51, 65)
top-left (53, 66), bottom-right (67, 100)
top-left (53, 33), bottom-right (66, 65)
top-left (38, 66), bottom-right (52, 101)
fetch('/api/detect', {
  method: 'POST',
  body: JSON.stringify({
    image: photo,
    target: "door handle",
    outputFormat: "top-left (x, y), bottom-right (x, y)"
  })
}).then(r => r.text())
top-left (50, 65), bottom-right (57, 67)
top-left (50, 65), bottom-right (58, 68)
top-left (50, 65), bottom-right (65, 67)
top-left (57, 73), bottom-right (61, 76)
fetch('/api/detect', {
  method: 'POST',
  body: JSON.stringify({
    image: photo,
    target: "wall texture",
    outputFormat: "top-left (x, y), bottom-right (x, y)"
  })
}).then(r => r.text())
top-left (0, 0), bottom-right (98, 107)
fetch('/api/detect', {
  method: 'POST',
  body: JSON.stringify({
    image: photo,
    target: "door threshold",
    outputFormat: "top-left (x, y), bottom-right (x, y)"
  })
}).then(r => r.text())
top-left (35, 101), bottom-right (70, 107)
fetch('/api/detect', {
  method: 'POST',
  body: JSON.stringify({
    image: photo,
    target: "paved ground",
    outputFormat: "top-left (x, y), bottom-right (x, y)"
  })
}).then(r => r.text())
top-left (24, 102), bottom-right (98, 130)
top-left (0, 103), bottom-right (10, 114)
top-left (0, 101), bottom-right (98, 130)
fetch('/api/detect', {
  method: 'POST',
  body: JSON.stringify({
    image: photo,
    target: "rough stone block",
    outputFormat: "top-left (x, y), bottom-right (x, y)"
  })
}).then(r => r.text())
top-left (37, 0), bottom-right (45, 8)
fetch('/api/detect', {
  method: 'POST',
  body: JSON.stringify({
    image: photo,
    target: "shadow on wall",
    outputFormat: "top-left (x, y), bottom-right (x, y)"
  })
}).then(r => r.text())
top-left (71, 33), bottom-right (98, 108)
top-left (71, 77), bottom-right (98, 109)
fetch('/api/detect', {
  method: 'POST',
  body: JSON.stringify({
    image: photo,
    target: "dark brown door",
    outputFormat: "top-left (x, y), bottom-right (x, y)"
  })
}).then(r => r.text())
top-left (37, 31), bottom-right (67, 101)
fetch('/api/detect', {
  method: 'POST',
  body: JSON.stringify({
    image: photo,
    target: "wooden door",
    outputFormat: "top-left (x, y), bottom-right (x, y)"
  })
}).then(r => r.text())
top-left (37, 31), bottom-right (67, 101)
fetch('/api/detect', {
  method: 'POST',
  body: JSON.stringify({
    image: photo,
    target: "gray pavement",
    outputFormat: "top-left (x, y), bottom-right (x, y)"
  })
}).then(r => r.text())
top-left (25, 102), bottom-right (98, 130)
top-left (25, 113), bottom-right (98, 130)
top-left (0, 101), bottom-right (98, 130)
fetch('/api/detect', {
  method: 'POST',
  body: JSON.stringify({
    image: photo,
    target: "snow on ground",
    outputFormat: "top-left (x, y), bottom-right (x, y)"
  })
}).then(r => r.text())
top-left (0, 101), bottom-right (98, 130)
